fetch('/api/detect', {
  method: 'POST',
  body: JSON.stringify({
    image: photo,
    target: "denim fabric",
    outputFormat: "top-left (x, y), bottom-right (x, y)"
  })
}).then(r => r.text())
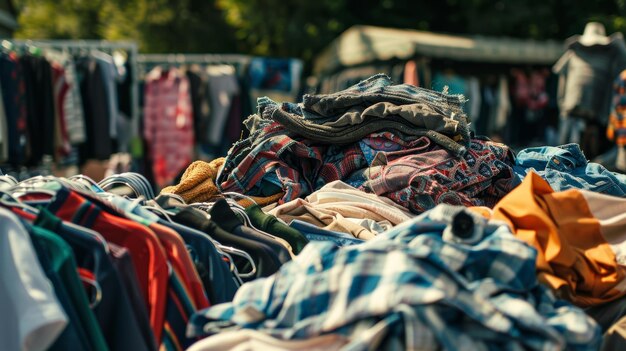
top-left (188, 205), bottom-right (600, 351)
top-left (514, 143), bottom-right (626, 196)
top-left (288, 219), bottom-right (364, 246)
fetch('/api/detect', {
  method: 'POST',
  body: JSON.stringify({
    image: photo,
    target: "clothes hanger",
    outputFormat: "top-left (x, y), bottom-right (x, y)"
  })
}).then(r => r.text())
top-left (99, 179), bottom-right (140, 198)
top-left (68, 174), bottom-right (106, 193)
top-left (77, 268), bottom-right (104, 309)
top-left (55, 176), bottom-right (93, 194)
top-left (0, 189), bottom-right (41, 215)
top-left (142, 205), bottom-right (176, 223)
top-left (5, 179), bottom-right (113, 255)
top-left (217, 245), bottom-right (257, 279)
top-left (184, 203), bottom-right (259, 278)
top-left (83, 276), bottom-right (103, 309)
top-left (162, 193), bottom-right (186, 205)
top-left (10, 176), bottom-right (59, 199)
top-left (101, 172), bottom-right (154, 199)
top-left (140, 197), bottom-right (251, 280)
top-left (64, 219), bottom-right (111, 255)
top-left (0, 174), bottom-right (18, 187)
top-left (0, 188), bottom-right (112, 279)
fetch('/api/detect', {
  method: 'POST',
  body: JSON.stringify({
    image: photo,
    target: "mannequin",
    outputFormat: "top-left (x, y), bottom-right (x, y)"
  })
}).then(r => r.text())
top-left (553, 22), bottom-right (626, 159)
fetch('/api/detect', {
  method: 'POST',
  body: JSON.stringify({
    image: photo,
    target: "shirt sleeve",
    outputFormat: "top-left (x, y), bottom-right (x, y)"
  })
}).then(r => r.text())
top-left (0, 208), bottom-right (68, 351)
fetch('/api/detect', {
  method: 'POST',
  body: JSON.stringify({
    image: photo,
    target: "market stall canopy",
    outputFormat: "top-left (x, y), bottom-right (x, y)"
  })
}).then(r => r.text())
top-left (313, 25), bottom-right (564, 75)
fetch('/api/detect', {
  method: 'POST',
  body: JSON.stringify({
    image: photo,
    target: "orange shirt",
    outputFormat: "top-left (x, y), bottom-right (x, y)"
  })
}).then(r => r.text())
top-left (484, 172), bottom-right (626, 307)
top-left (149, 223), bottom-right (209, 309)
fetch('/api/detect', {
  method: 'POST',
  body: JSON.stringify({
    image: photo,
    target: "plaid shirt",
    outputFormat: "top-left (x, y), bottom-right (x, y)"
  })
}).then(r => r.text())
top-left (360, 137), bottom-right (518, 214)
top-left (217, 119), bottom-right (368, 203)
top-left (188, 205), bottom-right (599, 351)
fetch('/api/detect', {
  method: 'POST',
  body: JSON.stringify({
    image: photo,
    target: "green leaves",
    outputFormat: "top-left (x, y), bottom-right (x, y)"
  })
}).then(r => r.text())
top-left (12, 0), bottom-right (626, 71)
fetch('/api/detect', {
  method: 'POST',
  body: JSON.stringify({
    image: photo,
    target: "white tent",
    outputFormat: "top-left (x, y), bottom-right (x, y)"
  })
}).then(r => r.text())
top-left (313, 25), bottom-right (564, 75)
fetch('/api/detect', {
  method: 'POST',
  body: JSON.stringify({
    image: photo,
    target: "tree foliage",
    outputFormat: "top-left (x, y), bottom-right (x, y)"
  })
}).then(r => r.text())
top-left (12, 0), bottom-right (626, 67)
top-left (13, 0), bottom-right (239, 53)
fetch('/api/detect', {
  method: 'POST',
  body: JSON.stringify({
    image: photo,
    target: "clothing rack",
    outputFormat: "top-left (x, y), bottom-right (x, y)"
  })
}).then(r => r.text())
top-left (136, 53), bottom-right (253, 77)
top-left (3, 39), bottom-right (141, 139)
top-left (137, 53), bottom-right (252, 65)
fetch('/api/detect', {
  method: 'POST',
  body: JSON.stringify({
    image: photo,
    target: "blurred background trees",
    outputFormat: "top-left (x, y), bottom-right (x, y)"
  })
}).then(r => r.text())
top-left (12, 0), bottom-right (626, 67)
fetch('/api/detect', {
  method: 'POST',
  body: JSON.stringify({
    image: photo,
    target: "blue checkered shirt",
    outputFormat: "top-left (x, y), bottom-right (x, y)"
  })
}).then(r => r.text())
top-left (188, 205), bottom-right (600, 351)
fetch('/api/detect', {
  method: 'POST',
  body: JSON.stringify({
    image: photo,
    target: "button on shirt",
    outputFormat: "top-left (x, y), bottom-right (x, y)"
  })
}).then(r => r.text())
top-left (188, 205), bottom-right (600, 351)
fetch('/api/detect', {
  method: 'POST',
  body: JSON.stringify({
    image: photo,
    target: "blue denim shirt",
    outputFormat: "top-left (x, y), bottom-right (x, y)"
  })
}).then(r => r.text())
top-left (188, 205), bottom-right (600, 351)
top-left (514, 143), bottom-right (626, 196)
top-left (288, 219), bottom-right (364, 247)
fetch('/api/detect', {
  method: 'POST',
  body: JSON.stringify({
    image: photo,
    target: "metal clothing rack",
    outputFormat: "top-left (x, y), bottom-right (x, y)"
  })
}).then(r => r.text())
top-left (137, 53), bottom-right (252, 64)
top-left (136, 53), bottom-right (253, 76)
top-left (2, 39), bottom-right (141, 140)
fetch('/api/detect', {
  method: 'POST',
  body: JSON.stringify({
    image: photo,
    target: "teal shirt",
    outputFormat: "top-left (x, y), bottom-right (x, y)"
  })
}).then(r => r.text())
top-left (29, 224), bottom-right (109, 351)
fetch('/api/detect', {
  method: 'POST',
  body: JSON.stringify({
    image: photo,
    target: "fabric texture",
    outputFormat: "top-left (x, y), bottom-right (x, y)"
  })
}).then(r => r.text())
top-left (217, 74), bottom-right (483, 207)
top-left (188, 205), bottom-right (600, 351)
top-left (46, 187), bottom-right (169, 344)
top-left (0, 52), bottom-right (28, 165)
top-left (491, 172), bottom-right (626, 307)
top-left (0, 208), bottom-right (68, 351)
top-left (76, 56), bottom-right (113, 162)
top-left (61, 59), bottom-right (86, 144)
top-left (217, 117), bottom-right (368, 204)
top-left (245, 204), bottom-right (309, 254)
top-left (263, 74), bottom-right (470, 157)
top-left (33, 208), bottom-right (156, 351)
top-left (553, 35), bottom-right (626, 123)
top-left (29, 208), bottom-right (156, 351)
top-left (359, 137), bottom-right (517, 214)
top-left (172, 206), bottom-right (283, 280)
top-left (602, 314), bottom-right (626, 351)
top-left (607, 69), bottom-right (626, 146)
top-left (288, 219), bottom-right (365, 247)
top-left (268, 180), bottom-right (413, 239)
top-left (20, 54), bottom-right (56, 165)
top-left (236, 192), bottom-right (284, 208)
top-left (187, 330), bottom-right (348, 351)
top-left (28, 223), bottom-right (109, 351)
top-left (143, 66), bottom-right (195, 188)
top-left (513, 143), bottom-right (626, 196)
top-left (161, 158), bottom-right (224, 203)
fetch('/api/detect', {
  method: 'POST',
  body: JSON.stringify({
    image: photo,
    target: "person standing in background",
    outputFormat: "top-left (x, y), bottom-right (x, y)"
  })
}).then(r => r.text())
top-left (553, 22), bottom-right (626, 159)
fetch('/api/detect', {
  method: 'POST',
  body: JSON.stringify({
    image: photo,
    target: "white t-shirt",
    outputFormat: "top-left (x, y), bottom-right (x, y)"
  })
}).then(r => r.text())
top-left (0, 208), bottom-right (68, 351)
top-left (187, 329), bottom-right (348, 351)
